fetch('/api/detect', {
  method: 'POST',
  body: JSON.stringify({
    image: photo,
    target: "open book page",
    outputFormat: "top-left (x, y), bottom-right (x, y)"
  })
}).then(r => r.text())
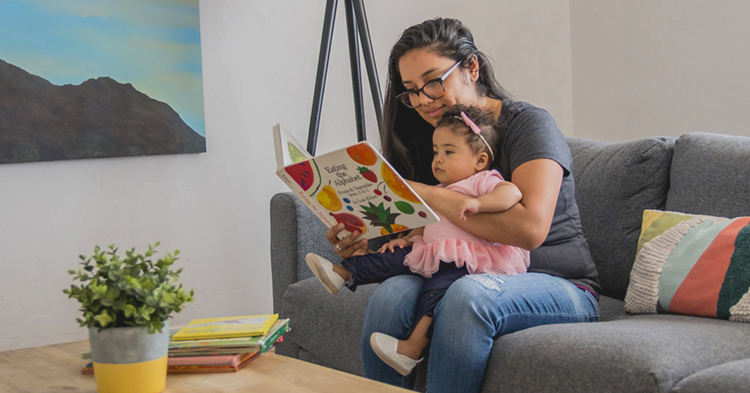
top-left (273, 123), bottom-right (439, 241)
top-left (273, 123), bottom-right (312, 168)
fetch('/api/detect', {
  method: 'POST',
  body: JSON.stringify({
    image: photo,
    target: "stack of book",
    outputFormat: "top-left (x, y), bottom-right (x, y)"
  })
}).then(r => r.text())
top-left (81, 314), bottom-right (290, 374)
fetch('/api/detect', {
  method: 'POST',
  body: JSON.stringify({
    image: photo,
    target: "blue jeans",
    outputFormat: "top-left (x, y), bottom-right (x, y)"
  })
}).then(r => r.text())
top-left (342, 247), bottom-right (469, 332)
top-left (361, 272), bottom-right (600, 393)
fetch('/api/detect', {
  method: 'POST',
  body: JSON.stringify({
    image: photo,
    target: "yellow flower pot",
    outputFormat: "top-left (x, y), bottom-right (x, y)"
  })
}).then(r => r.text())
top-left (88, 321), bottom-right (169, 393)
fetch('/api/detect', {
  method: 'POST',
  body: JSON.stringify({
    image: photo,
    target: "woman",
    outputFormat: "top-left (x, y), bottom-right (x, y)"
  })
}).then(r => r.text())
top-left (324, 18), bottom-right (600, 392)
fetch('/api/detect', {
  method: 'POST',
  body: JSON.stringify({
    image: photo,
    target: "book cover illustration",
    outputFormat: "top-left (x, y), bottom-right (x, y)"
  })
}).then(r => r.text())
top-left (172, 314), bottom-right (279, 341)
top-left (274, 124), bottom-right (439, 241)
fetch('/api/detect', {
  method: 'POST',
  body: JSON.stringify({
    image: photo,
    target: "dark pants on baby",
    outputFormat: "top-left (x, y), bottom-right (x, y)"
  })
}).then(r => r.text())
top-left (341, 246), bottom-right (469, 338)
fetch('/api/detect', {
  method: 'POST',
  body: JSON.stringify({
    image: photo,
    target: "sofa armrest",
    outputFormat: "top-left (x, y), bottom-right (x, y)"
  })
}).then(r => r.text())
top-left (270, 192), bottom-right (299, 315)
top-left (270, 192), bottom-right (342, 315)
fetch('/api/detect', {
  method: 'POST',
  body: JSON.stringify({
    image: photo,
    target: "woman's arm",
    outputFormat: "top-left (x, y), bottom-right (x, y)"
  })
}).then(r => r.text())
top-left (458, 181), bottom-right (521, 220)
top-left (409, 159), bottom-right (562, 250)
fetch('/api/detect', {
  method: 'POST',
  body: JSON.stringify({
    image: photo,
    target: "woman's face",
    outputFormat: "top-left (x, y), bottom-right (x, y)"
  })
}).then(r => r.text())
top-left (398, 49), bottom-right (480, 127)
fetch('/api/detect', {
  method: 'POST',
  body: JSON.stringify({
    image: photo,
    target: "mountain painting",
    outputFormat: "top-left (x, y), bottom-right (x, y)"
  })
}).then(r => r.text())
top-left (0, 0), bottom-right (205, 164)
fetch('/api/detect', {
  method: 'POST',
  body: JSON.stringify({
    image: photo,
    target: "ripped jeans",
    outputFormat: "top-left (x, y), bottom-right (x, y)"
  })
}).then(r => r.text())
top-left (361, 272), bottom-right (600, 393)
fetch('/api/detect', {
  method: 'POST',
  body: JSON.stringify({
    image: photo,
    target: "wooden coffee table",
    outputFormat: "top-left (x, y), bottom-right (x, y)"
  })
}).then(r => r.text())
top-left (0, 340), bottom-right (411, 392)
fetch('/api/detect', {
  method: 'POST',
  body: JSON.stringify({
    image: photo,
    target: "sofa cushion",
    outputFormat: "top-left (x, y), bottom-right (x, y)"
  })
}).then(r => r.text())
top-left (566, 137), bottom-right (674, 300)
top-left (281, 278), bottom-right (373, 376)
top-left (671, 358), bottom-right (750, 392)
top-left (481, 314), bottom-right (750, 393)
top-left (666, 132), bottom-right (750, 217)
top-left (599, 295), bottom-right (628, 321)
top-left (625, 210), bottom-right (750, 320)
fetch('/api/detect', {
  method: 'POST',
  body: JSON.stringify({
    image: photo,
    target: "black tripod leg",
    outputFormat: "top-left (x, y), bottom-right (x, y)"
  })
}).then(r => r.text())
top-left (352, 0), bottom-right (383, 131)
top-left (307, 0), bottom-right (338, 156)
top-left (345, 0), bottom-right (366, 142)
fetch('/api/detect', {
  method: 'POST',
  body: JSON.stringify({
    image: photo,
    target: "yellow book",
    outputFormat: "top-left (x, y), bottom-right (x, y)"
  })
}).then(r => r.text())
top-left (172, 314), bottom-right (279, 341)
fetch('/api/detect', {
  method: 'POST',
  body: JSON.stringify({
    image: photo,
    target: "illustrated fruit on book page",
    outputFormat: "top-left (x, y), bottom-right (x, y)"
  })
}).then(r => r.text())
top-left (346, 144), bottom-right (378, 166)
top-left (360, 202), bottom-right (403, 235)
top-left (286, 142), bottom-right (308, 164)
top-left (285, 160), bottom-right (321, 196)
top-left (317, 185), bottom-right (342, 211)
top-left (358, 166), bottom-right (377, 183)
top-left (381, 163), bottom-right (421, 203)
top-left (381, 224), bottom-right (409, 236)
top-left (394, 201), bottom-right (415, 214)
top-left (330, 212), bottom-right (367, 235)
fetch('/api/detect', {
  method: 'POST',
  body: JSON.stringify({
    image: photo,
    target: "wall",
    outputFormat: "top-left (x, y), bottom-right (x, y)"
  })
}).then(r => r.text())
top-left (571, 1), bottom-right (750, 142)
top-left (0, 0), bottom-right (572, 351)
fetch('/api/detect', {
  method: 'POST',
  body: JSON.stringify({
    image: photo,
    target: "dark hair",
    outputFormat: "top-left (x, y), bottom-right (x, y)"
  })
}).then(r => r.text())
top-left (380, 18), bottom-right (509, 184)
top-left (436, 105), bottom-right (498, 170)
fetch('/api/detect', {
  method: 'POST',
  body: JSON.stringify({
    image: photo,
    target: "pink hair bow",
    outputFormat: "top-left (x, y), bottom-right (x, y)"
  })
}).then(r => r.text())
top-left (461, 111), bottom-right (483, 135)
top-left (460, 111), bottom-right (494, 161)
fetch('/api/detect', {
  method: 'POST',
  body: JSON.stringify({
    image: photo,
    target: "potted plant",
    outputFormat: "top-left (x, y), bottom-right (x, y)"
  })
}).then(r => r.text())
top-left (63, 242), bottom-right (195, 393)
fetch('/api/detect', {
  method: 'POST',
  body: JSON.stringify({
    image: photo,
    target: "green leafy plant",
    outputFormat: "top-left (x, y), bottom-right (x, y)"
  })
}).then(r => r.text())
top-left (63, 242), bottom-right (195, 334)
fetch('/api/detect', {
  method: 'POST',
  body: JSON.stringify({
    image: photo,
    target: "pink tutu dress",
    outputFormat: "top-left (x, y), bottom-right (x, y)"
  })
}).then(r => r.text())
top-left (404, 170), bottom-right (530, 278)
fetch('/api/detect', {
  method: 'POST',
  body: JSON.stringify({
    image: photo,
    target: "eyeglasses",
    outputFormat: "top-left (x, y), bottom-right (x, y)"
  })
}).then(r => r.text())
top-left (396, 61), bottom-right (462, 109)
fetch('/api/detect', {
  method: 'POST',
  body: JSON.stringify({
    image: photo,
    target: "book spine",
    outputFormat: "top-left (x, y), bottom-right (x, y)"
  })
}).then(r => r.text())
top-left (259, 321), bottom-right (289, 354)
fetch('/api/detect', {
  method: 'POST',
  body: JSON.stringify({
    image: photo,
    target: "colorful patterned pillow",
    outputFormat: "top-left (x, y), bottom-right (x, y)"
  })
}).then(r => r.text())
top-left (625, 210), bottom-right (750, 321)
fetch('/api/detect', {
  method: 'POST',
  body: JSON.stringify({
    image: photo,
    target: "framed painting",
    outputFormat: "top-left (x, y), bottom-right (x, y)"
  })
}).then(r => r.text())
top-left (0, 0), bottom-right (205, 164)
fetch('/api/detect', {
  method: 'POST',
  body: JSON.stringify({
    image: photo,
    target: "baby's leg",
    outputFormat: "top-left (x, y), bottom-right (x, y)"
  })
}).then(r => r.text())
top-left (307, 247), bottom-right (414, 294)
top-left (397, 261), bottom-right (470, 360)
top-left (340, 246), bottom-right (414, 291)
top-left (331, 264), bottom-right (351, 282)
top-left (398, 315), bottom-right (432, 360)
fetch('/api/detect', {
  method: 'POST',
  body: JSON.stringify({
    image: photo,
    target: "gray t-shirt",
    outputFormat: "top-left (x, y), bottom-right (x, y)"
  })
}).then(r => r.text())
top-left (493, 99), bottom-right (600, 296)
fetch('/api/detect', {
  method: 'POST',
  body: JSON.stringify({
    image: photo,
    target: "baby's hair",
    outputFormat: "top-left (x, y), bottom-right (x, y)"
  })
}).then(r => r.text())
top-left (436, 105), bottom-right (499, 166)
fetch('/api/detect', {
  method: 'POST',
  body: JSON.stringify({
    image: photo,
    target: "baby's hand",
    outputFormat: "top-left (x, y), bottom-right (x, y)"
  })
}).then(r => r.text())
top-left (458, 198), bottom-right (481, 220)
top-left (377, 238), bottom-right (410, 253)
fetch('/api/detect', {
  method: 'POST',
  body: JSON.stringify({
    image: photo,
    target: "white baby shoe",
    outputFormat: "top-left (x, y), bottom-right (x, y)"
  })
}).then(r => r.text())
top-left (370, 332), bottom-right (422, 376)
top-left (305, 253), bottom-right (345, 295)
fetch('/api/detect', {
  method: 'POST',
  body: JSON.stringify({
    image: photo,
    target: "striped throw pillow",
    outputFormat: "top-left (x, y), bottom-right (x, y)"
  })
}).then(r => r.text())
top-left (625, 210), bottom-right (750, 321)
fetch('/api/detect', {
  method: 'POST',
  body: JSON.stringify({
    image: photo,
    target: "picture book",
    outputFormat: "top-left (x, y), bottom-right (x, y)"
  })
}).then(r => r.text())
top-left (172, 314), bottom-right (279, 341)
top-left (273, 123), bottom-right (439, 241)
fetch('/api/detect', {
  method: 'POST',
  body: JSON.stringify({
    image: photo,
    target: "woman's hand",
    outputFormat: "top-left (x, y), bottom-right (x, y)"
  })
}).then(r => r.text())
top-left (325, 223), bottom-right (368, 258)
top-left (377, 238), bottom-right (411, 254)
top-left (458, 198), bottom-right (480, 220)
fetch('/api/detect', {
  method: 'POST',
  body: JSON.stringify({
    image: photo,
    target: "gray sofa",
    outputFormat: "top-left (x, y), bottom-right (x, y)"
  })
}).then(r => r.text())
top-left (270, 132), bottom-right (750, 392)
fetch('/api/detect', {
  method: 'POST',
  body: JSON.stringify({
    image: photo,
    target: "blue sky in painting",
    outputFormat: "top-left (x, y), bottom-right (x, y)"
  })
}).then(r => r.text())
top-left (0, 0), bottom-right (205, 136)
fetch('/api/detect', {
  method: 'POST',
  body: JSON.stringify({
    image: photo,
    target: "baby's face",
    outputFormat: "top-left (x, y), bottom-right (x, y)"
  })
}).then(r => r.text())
top-left (432, 127), bottom-right (482, 186)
